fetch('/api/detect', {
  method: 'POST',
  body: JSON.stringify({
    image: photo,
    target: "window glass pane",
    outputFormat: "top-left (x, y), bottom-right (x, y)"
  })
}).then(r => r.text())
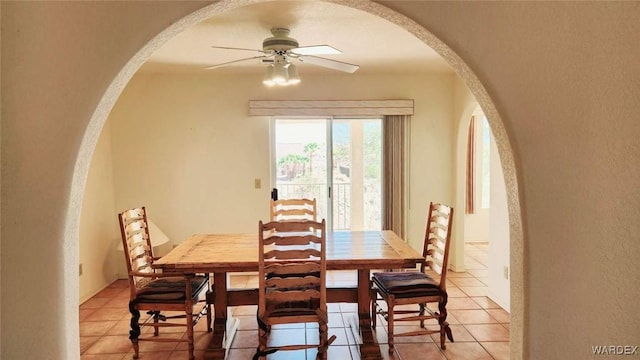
top-left (363, 120), bottom-right (382, 229)
top-left (332, 118), bottom-right (382, 230)
top-left (274, 118), bottom-right (381, 231)
top-left (275, 119), bottom-right (328, 221)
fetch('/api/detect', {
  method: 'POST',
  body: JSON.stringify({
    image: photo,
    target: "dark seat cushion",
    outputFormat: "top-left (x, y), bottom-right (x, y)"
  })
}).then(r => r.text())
top-left (372, 271), bottom-right (443, 298)
top-left (135, 276), bottom-right (208, 303)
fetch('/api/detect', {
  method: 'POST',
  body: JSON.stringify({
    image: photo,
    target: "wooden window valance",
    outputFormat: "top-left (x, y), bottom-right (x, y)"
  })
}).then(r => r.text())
top-left (248, 100), bottom-right (414, 116)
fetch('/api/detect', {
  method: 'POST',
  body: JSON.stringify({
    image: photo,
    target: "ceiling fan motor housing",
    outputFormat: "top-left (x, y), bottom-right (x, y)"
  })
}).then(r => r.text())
top-left (262, 28), bottom-right (299, 53)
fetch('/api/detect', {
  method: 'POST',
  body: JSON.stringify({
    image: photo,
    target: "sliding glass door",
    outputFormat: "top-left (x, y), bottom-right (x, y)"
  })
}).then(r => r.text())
top-left (273, 118), bottom-right (382, 231)
top-left (273, 119), bottom-right (330, 223)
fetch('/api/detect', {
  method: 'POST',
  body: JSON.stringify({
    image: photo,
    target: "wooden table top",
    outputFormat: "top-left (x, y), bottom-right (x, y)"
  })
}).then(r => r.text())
top-left (153, 230), bottom-right (423, 273)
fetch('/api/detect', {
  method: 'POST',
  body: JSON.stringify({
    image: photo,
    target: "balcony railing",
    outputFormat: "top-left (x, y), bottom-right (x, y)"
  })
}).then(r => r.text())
top-left (276, 182), bottom-right (351, 230)
top-left (275, 182), bottom-right (382, 231)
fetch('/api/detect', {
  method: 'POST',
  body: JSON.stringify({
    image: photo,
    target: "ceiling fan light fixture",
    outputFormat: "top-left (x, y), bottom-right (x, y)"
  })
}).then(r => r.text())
top-left (287, 64), bottom-right (300, 85)
top-left (263, 65), bottom-right (276, 86)
top-left (262, 59), bottom-right (300, 87)
top-left (271, 62), bottom-right (288, 84)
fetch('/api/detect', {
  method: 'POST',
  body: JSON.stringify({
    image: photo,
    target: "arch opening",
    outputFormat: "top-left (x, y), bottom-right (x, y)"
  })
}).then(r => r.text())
top-left (66, 1), bottom-right (525, 358)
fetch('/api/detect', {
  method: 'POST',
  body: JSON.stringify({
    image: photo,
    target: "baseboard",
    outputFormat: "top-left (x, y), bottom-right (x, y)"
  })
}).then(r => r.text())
top-left (487, 289), bottom-right (510, 312)
top-left (448, 263), bottom-right (466, 273)
top-left (80, 274), bottom-right (119, 304)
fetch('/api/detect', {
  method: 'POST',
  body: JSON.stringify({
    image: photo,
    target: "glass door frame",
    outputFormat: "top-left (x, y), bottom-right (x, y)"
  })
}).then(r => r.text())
top-left (270, 116), bottom-right (382, 231)
top-left (270, 116), bottom-right (334, 229)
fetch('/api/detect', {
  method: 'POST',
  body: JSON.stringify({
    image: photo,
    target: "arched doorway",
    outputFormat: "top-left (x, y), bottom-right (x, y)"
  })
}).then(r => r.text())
top-left (455, 103), bottom-right (512, 311)
top-left (69, 0), bottom-right (524, 357)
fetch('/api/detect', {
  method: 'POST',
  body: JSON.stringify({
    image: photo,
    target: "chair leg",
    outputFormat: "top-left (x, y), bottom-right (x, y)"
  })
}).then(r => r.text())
top-left (316, 323), bottom-right (337, 360)
top-left (419, 303), bottom-right (426, 328)
top-left (445, 322), bottom-right (454, 343)
top-left (206, 302), bottom-right (213, 332)
top-left (254, 317), bottom-right (272, 360)
top-left (206, 277), bottom-right (213, 332)
top-left (252, 347), bottom-right (262, 360)
top-left (152, 311), bottom-right (161, 336)
top-left (128, 302), bottom-right (141, 359)
top-left (318, 323), bottom-right (328, 360)
top-left (258, 326), bottom-right (268, 358)
top-left (438, 295), bottom-right (453, 349)
top-left (387, 296), bottom-right (395, 354)
top-left (370, 289), bottom-right (377, 328)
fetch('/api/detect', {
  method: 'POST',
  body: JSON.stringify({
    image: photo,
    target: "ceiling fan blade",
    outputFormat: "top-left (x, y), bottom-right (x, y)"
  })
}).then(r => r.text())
top-left (205, 55), bottom-right (267, 70)
top-left (291, 45), bottom-right (341, 56)
top-left (298, 55), bottom-right (360, 73)
top-left (211, 45), bottom-right (265, 54)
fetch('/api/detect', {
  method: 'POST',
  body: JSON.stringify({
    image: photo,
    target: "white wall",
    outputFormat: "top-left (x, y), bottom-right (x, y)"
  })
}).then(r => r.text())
top-left (79, 124), bottom-right (119, 302)
top-left (405, 75), bottom-right (456, 251)
top-left (464, 210), bottom-right (490, 242)
top-left (488, 132), bottom-right (510, 310)
top-left (108, 72), bottom-right (455, 254)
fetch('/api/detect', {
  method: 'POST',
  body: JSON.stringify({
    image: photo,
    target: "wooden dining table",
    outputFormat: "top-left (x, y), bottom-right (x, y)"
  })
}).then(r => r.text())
top-left (153, 230), bottom-right (423, 360)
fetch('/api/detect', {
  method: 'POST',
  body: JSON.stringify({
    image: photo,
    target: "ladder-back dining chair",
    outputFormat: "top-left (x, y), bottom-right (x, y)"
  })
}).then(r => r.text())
top-left (370, 202), bottom-right (455, 353)
top-left (118, 206), bottom-right (211, 360)
top-left (254, 219), bottom-right (335, 360)
top-left (270, 198), bottom-right (317, 222)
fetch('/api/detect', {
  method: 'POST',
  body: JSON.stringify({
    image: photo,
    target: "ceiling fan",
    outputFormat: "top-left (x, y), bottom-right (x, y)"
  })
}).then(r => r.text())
top-left (206, 28), bottom-right (360, 86)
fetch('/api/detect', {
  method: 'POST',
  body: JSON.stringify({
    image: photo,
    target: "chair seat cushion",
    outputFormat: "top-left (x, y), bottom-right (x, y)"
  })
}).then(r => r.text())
top-left (372, 271), bottom-right (443, 298)
top-left (135, 276), bottom-right (208, 302)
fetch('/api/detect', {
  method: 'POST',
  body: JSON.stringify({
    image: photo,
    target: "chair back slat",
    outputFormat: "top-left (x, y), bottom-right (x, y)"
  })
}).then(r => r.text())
top-left (118, 206), bottom-right (156, 295)
top-left (428, 241), bottom-right (445, 257)
top-left (263, 234), bottom-right (322, 246)
top-left (265, 249), bottom-right (321, 260)
top-left (124, 220), bottom-right (147, 234)
top-left (421, 202), bottom-right (454, 290)
top-left (128, 246), bottom-right (150, 265)
top-left (431, 249), bottom-right (445, 266)
top-left (430, 229), bottom-right (448, 245)
top-left (264, 262), bottom-right (320, 276)
top-left (429, 260), bottom-right (443, 274)
top-left (131, 255), bottom-right (153, 270)
top-left (121, 207), bottom-right (145, 220)
top-left (276, 208), bottom-right (315, 219)
top-left (266, 290), bottom-right (321, 304)
top-left (270, 198), bottom-right (317, 222)
top-left (265, 275), bottom-right (321, 289)
top-left (262, 219), bottom-right (321, 233)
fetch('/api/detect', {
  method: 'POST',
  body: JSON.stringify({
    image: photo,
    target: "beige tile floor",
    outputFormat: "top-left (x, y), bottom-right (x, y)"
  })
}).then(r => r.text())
top-left (80, 243), bottom-right (509, 359)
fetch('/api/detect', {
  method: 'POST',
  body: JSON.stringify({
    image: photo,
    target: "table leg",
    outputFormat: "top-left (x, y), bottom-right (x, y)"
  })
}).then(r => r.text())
top-left (356, 269), bottom-right (383, 360)
top-left (204, 272), bottom-right (236, 360)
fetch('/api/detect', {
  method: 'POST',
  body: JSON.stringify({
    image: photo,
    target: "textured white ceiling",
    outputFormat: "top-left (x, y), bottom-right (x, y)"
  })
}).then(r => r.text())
top-left (140, 1), bottom-right (452, 75)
